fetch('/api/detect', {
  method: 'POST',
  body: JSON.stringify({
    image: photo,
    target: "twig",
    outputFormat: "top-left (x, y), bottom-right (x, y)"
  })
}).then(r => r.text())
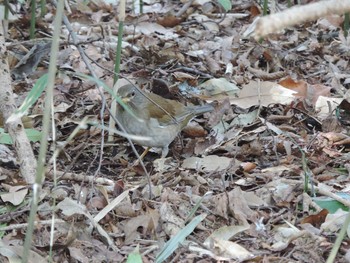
top-left (0, 219), bottom-right (66, 231)
top-left (176, 0), bottom-right (194, 17)
top-left (247, 66), bottom-right (288, 80)
top-left (47, 170), bottom-right (115, 186)
top-left (167, 66), bottom-right (213, 79)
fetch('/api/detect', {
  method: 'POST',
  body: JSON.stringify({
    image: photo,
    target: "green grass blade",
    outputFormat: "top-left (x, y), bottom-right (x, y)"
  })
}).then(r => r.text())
top-left (72, 72), bottom-right (136, 118)
top-left (7, 74), bottom-right (48, 123)
top-left (155, 213), bottom-right (207, 263)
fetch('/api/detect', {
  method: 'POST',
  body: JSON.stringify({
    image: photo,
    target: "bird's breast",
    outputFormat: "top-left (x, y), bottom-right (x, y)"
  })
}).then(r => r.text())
top-left (117, 111), bottom-right (181, 148)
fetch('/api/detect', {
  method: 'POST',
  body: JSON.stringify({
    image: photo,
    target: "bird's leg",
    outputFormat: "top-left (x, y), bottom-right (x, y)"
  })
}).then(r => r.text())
top-left (133, 145), bottom-right (169, 166)
top-left (161, 145), bottom-right (169, 158)
top-left (133, 147), bottom-right (150, 166)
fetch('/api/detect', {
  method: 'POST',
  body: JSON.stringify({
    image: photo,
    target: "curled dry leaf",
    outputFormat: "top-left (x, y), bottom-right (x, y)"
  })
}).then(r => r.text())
top-left (160, 202), bottom-right (185, 237)
top-left (123, 209), bottom-right (160, 244)
top-left (320, 132), bottom-right (350, 143)
top-left (0, 185), bottom-right (28, 206)
top-left (315, 96), bottom-right (343, 118)
top-left (172, 71), bottom-right (197, 84)
top-left (279, 77), bottom-right (308, 98)
top-left (300, 209), bottom-right (329, 228)
top-left (207, 98), bottom-right (232, 128)
top-left (182, 122), bottom-right (208, 137)
top-left (157, 15), bottom-right (183, 27)
top-left (234, 81), bottom-right (297, 108)
top-left (182, 155), bottom-right (232, 172)
top-left (321, 209), bottom-right (348, 233)
top-left (205, 55), bottom-right (221, 74)
top-left (135, 22), bottom-right (179, 38)
top-left (240, 162), bottom-right (257, 172)
top-left (204, 225), bottom-right (250, 246)
top-left (200, 78), bottom-right (240, 101)
top-left (206, 238), bottom-right (254, 261)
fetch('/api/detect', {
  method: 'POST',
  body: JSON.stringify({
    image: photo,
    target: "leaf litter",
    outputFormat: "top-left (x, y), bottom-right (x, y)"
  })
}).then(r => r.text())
top-left (1, 0), bottom-right (350, 262)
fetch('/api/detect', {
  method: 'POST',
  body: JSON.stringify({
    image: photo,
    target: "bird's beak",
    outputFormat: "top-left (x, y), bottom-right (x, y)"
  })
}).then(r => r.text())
top-left (121, 97), bottom-right (130, 103)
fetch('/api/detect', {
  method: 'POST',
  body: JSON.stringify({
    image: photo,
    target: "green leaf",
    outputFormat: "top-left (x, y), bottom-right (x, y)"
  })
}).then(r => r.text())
top-left (126, 245), bottom-right (143, 263)
top-left (0, 129), bottom-right (12, 144)
top-left (313, 194), bottom-right (350, 213)
top-left (218, 0), bottom-right (232, 12)
top-left (25, 129), bottom-right (42, 142)
top-left (0, 128), bottom-right (42, 144)
top-left (0, 223), bottom-right (7, 239)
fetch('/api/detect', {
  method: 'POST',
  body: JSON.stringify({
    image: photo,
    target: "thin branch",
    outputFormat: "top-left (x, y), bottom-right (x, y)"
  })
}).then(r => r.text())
top-left (255, 0), bottom-right (350, 38)
top-left (0, 22), bottom-right (37, 184)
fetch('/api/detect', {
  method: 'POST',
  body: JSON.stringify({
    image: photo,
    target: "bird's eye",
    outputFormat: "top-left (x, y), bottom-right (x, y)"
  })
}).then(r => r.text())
top-left (130, 91), bottom-right (135, 97)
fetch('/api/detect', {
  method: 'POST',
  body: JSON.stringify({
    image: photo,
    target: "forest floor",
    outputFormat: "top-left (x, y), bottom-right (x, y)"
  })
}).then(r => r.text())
top-left (1, 0), bottom-right (350, 262)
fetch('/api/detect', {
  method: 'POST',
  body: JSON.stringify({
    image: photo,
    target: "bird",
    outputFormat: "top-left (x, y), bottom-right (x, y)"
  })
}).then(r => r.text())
top-left (115, 84), bottom-right (213, 157)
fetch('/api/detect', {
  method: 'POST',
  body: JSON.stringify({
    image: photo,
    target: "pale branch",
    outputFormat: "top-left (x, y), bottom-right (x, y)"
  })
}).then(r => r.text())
top-left (255, 0), bottom-right (350, 39)
top-left (0, 25), bottom-right (36, 184)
